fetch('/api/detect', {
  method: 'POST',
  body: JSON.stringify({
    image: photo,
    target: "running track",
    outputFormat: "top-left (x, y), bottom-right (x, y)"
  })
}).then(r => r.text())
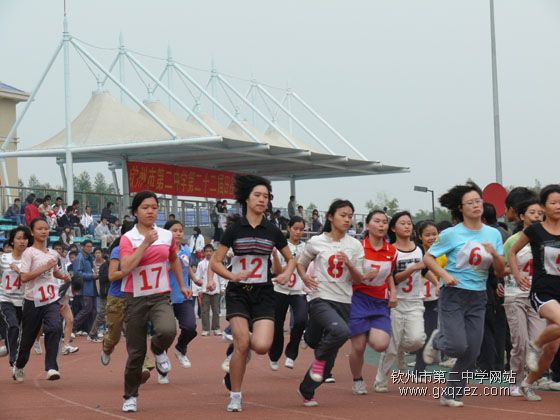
top-left (2, 325), bottom-right (560, 419)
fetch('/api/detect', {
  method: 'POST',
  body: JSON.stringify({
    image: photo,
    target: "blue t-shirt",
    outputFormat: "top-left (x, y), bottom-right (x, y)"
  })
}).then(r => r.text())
top-left (108, 246), bottom-right (125, 298)
top-left (169, 244), bottom-right (192, 304)
top-left (427, 223), bottom-right (504, 291)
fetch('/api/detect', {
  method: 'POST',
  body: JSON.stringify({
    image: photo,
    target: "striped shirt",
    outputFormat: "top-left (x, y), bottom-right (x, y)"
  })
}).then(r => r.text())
top-left (0, 253), bottom-right (24, 306)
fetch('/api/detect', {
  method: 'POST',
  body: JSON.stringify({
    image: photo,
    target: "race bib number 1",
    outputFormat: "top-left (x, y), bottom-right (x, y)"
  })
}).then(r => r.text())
top-left (132, 262), bottom-right (170, 297)
top-left (232, 255), bottom-right (268, 284)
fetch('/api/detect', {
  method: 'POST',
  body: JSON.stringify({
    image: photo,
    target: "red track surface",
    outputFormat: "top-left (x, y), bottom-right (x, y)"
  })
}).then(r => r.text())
top-left (2, 327), bottom-right (560, 419)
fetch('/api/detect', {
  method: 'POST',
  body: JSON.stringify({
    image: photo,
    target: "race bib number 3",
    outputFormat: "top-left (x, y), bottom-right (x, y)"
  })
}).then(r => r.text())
top-left (132, 262), bottom-right (170, 297)
top-left (543, 246), bottom-right (560, 276)
top-left (232, 255), bottom-right (268, 284)
top-left (455, 242), bottom-right (492, 271)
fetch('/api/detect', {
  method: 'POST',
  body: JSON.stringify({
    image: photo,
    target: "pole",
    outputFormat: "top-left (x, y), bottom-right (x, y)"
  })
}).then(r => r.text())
top-left (63, 16), bottom-right (74, 204)
top-left (430, 189), bottom-right (435, 221)
top-left (490, 0), bottom-right (503, 184)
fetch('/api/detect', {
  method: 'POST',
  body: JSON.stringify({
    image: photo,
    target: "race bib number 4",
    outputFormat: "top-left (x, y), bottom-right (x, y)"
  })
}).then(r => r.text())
top-left (232, 255), bottom-right (268, 284)
top-left (543, 246), bottom-right (560, 276)
top-left (455, 242), bottom-right (492, 271)
top-left (362, 260), bottom-right (391, 287)
top-left (131, 262), bottom-right (170, 297)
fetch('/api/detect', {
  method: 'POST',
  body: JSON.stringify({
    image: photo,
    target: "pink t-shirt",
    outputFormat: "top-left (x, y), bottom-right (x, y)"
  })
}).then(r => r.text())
top-left (21, 247), bottom-right (61, 303)
top-left (119, 225), bottom-right (176, 295)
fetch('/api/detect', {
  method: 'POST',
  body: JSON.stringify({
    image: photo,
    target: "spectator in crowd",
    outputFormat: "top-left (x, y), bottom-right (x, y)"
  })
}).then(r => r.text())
top-left (101, 202), bottom-right (117, 224)
top-left (38, 195), bottom-right (52, 215)
top-left (310, 210), bottom-right (322, 233)
top-left (211, 201), bottom-right (222, 244)
top-left (61, 226), bottom-right (75, 250)
top-left (4, 197), bottom-right (22, 224)
top-left (52, 196), bottom-right (65, 219)
top-left (288, 195), bottom-right (297, 218)
top-left (73, 240), bottom-right (98, 338)
top-left (59, 206), bottom-right (82, 236)
top-left (95, 217), bottom-right (115, 249)
top-left (167, 214), bottom-right (176, 222)
top-left (72, 199), bottom-right (80, 214)
top-left (110, 218), bottom-right (122, 237)
top-left (81, 206), bottom-right (95, 236)
top-left (88, 247), bottom-right (108, 342)
top-left (297, 205), bottom-right (306, 222)
top-left (24, 195), bottom-right (40, 225)
top-left (189, 227), bottom-right (205, 265)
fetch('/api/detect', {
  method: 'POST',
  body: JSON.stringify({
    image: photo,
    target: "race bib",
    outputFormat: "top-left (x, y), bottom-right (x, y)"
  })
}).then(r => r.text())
top-left (33, 272), bottom-right (59, 307)
top-left (455, 241), bottom-right (492, 271)
top-left (398, 270), bottom-right (422, 296)
top-left (1, 271), bottom-right (22, 295)
top-left (232, 255), bottom-right (268, 284)
top-left (131, 262), bottom-right (170, 297)
top-left (543, 246), bottom-right (560, 276)
top-left (361, 260), bottom-right (392, 287)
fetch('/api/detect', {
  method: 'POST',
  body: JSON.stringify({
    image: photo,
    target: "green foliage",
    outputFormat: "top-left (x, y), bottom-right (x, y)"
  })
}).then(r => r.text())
top-left (412, 207), bottom-right (452, 224)
top-left (365, 192), bottom-right (400, 217)
top-left (306, 202), bottom-right (317, 211)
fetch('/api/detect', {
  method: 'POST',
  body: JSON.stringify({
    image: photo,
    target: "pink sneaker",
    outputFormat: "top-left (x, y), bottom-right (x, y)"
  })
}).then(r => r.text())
top-left (303, 397), bottom-right (319, 407)
top-left (309, 359), bottom-right (326, 382)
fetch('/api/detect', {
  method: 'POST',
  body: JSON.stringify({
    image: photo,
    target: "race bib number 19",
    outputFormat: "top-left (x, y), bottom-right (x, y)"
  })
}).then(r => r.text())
top-left (132, 262), bottom-right (170, 297)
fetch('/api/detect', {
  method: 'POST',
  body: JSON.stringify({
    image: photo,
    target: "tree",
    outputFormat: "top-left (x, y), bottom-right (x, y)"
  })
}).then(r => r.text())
top-left (412, 207), bottom-right (452, 224)
top-left (73, 171), bottom-right (92, 193)
top-left (306, 202), bottom-right (318, 211)
top-left (365, 192), bottom-right (400, 217)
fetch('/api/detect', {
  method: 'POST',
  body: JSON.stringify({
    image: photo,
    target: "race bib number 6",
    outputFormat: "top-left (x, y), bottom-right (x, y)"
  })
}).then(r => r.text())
top-left (132, 262), bottom-right (170, 297)
top-left (456, 242), bottom-right (492, 271)
top-left (232, 255), bottom-right (268, 284)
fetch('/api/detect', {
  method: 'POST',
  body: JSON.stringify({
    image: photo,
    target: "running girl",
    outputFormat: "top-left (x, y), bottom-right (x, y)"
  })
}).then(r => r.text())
top-left (423, 182), bottom-right (505, 407)
top-left (13, 218), bottom-right (71, 381)
top-left (348, 210), bottom-right (397, 395)
top-left (0, 226), bottom-right (30, 367)
top-left (297, 199), bottom-right (364, 406)
top-left (509, 184), bottom-right (560, 401)
top-left (119, 191), bottom-right (191, 412)
top-left (375, 211), bottom-right (428, 392)
top-left (210, 174), bottom-right (296, 413)
top-left (269, 216), bottom-right (308, 371)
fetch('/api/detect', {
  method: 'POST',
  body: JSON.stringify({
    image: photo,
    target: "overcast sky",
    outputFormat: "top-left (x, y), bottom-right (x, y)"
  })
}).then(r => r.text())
top-left (2, 0), bottom-right (560, 214)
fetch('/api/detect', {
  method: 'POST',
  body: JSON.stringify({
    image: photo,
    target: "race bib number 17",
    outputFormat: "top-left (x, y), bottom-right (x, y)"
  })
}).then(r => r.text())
top-left (131, 262), bottom-right (170, 297)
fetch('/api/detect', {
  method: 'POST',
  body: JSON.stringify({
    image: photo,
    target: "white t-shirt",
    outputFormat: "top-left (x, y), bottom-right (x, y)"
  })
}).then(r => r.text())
top-left (196, 258), bottom-right (222, 296)
top-left (298, 233), bottom-right (364, 304)
top-left (395, 245), bottom-right (424, 301)
top-left (0, 253), bottom-right (24, 306)
top-left (21, 247), bottom-right (62, 305)
top-left (274, 241), bottom-right (306, 295)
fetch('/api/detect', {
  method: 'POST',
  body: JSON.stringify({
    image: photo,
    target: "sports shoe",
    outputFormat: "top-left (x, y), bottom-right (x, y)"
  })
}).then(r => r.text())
top-left (549, 380), bottom-right (560, 391)
top-left (0, 345), bottom-right (7, 357)
top-left (70, 332), bottom-right (76, 339)
top-left (213, 329), bottom-right (222, 336)
top-left (101, 350), bottom-right (110, 366)
top-left (227, 394), bottom-right (242, 412)
top-left (526, 341), bottom-right (543, 372)
top-left (33, 341), bottom-right (42, 355)
top-left (122, 397), bottom-right (137, 412)
top-left (270, 360), bottom-right (279, 371)
top-left (157, 373), bottom-right (169, 384)
top-left (97, 331), bottom-right (104, 339)
top-left (534, 377), bottom-right (552, 391)
top-left (141, 368), bottom-right (151, 384)
top-left (521, 379), bottom-right (542, 401)
top-left (374, 381), bottom-right (388, 393)
top-left (87, 336), bottom-right (102, 343)
top-left (78, 331), bottom-right (88, 336)
top-left (352, 379), bottom-right (368, 395)
top-left (423, 329), bottom-right (439, 365)
top-left (223, 328), bottom-right (233, 343)
top-left (222, 354), bottom-right (232, 373)
top-left (285, 358), bottom-right (294, 369)
top-left (12, 366), bottom-right (24, 382)
top-left (509, 385), bottom-right (523, 397)
top-left (298, 390), bottom-right (319, 407)
top-left (62, 345), bottom-right (79, 355)
top-left (46, 369), bottom-right (61, 380)
top-left (201, 331), bottom-right (210, 337)
top-left (440, 357), bottom-right (457, 368)
top-left (174, 348), bottom-right (192, 368)
top-left (155, 351), bottom-right (171, 374)
top-left (324, 374), bottom-right (336, 383)
top-left (440, 397), bottom-right (464, 407)
top-left (309, 359), bottom-right (326, 382)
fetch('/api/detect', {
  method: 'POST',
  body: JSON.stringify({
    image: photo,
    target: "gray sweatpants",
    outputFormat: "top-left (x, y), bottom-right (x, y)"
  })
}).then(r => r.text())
top-left (433, 287), bottom-right (486, 401)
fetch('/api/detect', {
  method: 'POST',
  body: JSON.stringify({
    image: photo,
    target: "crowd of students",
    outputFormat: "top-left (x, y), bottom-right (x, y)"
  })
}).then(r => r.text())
top-left (1, 176), bottom-right (560, 414)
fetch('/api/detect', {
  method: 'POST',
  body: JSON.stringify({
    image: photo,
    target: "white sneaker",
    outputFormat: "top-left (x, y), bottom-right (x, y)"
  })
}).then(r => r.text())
top-left (62, 345), bottom-right (79, 355)
top-left (70, 333), bottom-right (76, 339)
top-left (201, 331), bottom-right (210, 337)
top-left (46, 369), bottom-right (61, 380)
top-left (526, 341), bottom-right (543, 372)
top-left (101, 350), bottom-right (110, 366)
top-left (174, 349), bottom-right (192, 368)
top-left (122, 397), bottom-right (137, 412)
top-left (97, 331), bottom-right (104, 339)
top-left (521, 378), bottom-right (542, 401)
top-left (12, 366), bottom-right (24, 382)
top-left (549, 380), bottom-right (560, 391)
top-left (227, 394), bottom-right (242, 412)
top-left (33, 341), bottom-right (42, 355)
top-left (374, 381), bottom-right (388, 393)
top-left (440, 357), bottom-right (457, 368)
top-left (155, 351), bottom-right (171, 374)
top-left (352, 379), bottom-right (368, 395)
top-left (270, 361), bottom-right (279, 371)
top-left (213, 329), bottom-right (222, 336)
top-left (222, 354), bottom-right (232, 373)
top-left (510, 385), bottom-right (523, 397)
top-left (423, 329), bottom-right (438, 365)
top-left (0, 345), bottom-right (7, 357)
top-left (534, 377), bottom-right (552, 391)
top-left (440, 397), bottom-right (464, 407)
top-left (157, 373), bottom-right (169, 384)
top-left (285, 358), bottom-right (294, 369)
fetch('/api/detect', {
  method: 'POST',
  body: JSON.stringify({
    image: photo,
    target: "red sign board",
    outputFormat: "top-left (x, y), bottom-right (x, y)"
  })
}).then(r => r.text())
top-left (127, 161), bottom-right (235, 199)
top-left (482, 182), bottom-right (508, 217)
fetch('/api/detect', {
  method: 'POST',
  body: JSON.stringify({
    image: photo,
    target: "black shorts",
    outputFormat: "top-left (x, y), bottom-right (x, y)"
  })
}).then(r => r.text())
top-left (530, 290), bottom-right (559, 315)
top-left (225, 282), bottom-right (275, 322)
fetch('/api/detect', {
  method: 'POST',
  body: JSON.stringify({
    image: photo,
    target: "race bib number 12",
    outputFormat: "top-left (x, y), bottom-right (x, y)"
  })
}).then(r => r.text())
top-left (232, 255), bottom-right (268, 284)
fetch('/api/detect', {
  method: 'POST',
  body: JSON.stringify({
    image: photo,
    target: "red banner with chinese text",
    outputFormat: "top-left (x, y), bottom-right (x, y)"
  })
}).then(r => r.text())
top-left (127, 161), bottom-right (235, 199)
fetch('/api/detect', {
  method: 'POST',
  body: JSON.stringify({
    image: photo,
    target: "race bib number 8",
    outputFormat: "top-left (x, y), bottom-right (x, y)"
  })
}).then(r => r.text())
top-left (132, 262), bottom-right (170, 297)
top-left (232, 255), bottom-right (268, 284)
top-left (543, 246), bottom-right (560, 276)
top-left (455, 242), bottom-right (492, 271)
